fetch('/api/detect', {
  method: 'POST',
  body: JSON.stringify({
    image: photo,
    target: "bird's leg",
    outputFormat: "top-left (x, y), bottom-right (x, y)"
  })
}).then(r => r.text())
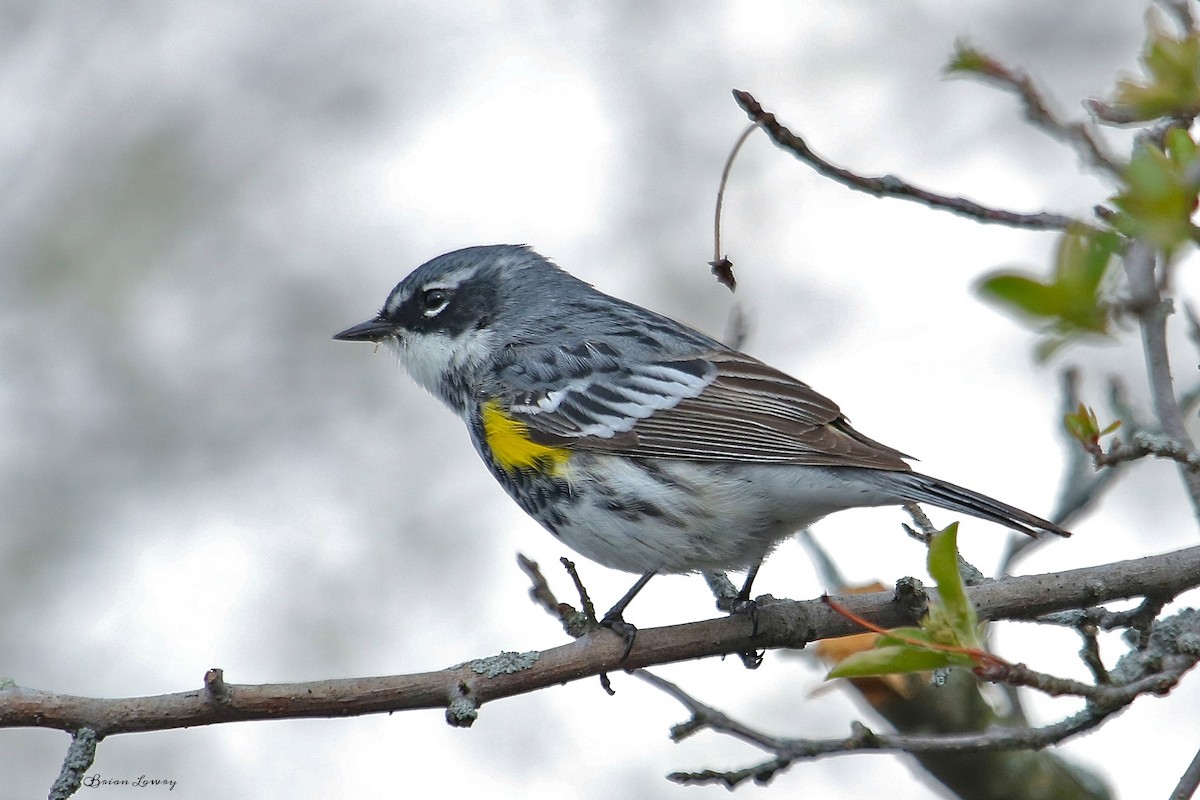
top-left (736, 561), bottom-right (761, 604)
top-left (735, 561), bottom-right (764, 640)
top-left (600, 570), bottom-right (656, 662)
top-left (732, 562), bottom-right (766, 668)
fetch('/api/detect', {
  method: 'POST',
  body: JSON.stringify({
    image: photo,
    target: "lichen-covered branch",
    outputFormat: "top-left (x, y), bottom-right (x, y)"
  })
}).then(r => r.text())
top-left (650, 608), bottom-right (1198, 791)
top-left (2, 545), bottom-right (1198, 741)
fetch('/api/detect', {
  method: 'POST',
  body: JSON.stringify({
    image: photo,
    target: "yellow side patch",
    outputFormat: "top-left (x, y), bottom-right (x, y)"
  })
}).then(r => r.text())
top-left (481, 400), bottom-right (570, 475)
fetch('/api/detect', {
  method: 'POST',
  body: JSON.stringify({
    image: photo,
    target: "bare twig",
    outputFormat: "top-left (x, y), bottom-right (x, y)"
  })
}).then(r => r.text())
top-left (1107, 593), bottom-right (1173, 633)
top-left (1077, 623), bottom-right (1111, 685)
top-left (1122, 240), bottom-right (1200, 518)
top-left (709, 123), bottom-right (756, 291)
top-left (559, 557), bottom-right (598, 623)
top-left (722, 301), bottom-right (750, 351)
top-left (1036, 593), bottom-right (1174, 647)
top-left (1096, 431), bottom-right (1200, 470)
top-left (643, 618), bottom-right (1197, 791)
top-left (517, 554), bottom-right (561, 617)
top-left (951, 43), bottom-right (1123, 178)
top-left (796, 528), bottom-right (850, 590)
top-left (1175, 302), bottom-right (1200, 415)
top-left (977, 659), bottom-right (1177, 701)
top-left (1002, 369), bottom-right (1112, 574)
top-left (702, 571), bottom-right (739, 605)
top-left (1170, 742), bottom-right (1200, 800)
top-left (517, 553), bottom-right (593, 639)
top-left (900, 506), bottom-right (987, 585)
top-left (732, 89), bottom-right (1090, 231)
top-left (1088, 98), bottom-right (1147, 126)
top-left (902, 504), bottom-right (937, 539)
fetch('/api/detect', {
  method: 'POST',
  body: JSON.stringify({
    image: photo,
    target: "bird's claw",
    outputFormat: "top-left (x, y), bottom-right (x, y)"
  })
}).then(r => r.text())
top-left (599, 611), bottom-right (638, 663)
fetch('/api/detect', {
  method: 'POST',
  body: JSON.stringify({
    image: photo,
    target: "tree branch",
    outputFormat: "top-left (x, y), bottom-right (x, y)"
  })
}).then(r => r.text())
top-left (1170, 743), bottom-right (1200, 800)
top-left (1096, 431), bottom-right (1200, 470)
top-left (732, 89), bottom-right (1091, 231)
top-left (655, 628), bottom-right (1195, 789)
top-left (2, 546), bottom-right (1198, 738)
top-left (949, 42), bottom-right (1123, 178)
top-left (1122, 240), bottom-right (1200, 518)
top-left (48, 728), bottom-right (97, 800)
top-left (1002, 368), bottom-right (1123, 575)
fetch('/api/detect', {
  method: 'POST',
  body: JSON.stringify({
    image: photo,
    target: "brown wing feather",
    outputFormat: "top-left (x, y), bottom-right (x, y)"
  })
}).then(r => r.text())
top-left (532, 350), bottom-right (912, 470)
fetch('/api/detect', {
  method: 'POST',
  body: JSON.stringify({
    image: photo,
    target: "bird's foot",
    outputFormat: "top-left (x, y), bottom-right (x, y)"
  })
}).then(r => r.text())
top-left (599, 610), bottom-right (638, 664)
top-left (717, 593), bottom-right (766, 670)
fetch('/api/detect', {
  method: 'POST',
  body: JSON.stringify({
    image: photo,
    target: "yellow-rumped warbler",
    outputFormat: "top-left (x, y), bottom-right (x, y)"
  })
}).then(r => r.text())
top-left (335, 245), bottom-right (1067, 622)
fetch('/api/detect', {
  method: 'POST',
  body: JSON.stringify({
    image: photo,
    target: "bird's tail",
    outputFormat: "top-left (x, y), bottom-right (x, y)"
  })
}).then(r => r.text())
top-left (893, 471), bottom-right (1070, 539)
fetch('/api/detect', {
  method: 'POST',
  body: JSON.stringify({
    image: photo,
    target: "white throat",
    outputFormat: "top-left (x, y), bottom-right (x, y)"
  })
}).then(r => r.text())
top-left (386, 327), bottom-right (495, 408)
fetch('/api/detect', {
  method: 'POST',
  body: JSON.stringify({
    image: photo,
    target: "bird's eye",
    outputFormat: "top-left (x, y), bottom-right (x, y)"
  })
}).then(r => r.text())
top-left (421, 287), bottom-right (452, 316)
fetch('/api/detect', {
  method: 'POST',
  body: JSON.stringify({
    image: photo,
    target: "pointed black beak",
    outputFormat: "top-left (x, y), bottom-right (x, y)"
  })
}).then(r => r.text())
top-left (332, 318), bottom-right (397, 342)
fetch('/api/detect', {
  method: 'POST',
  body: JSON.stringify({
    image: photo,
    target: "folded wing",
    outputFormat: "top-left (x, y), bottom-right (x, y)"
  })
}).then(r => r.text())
top-left (503, 347), bottom-right (911, 470)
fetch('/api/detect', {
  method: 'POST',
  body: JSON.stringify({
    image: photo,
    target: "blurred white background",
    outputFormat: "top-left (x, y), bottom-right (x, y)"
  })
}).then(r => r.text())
top-left (2, 2), bottom-right (1198, 798)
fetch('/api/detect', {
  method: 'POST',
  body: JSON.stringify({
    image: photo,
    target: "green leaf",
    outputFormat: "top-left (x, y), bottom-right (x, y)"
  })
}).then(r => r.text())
top-left (876, 627), bottom-right (937, 648)
top-left (925, 524), bottom-right (980, 649)
top-left (945, 41), bottom-right (990, 76)
top-left (976, 228), bottom-right (1118, 358)
top-left (1166, 127), bottom-right (1199, 167)
top-left (1111, 140), bottom-right (1197, 253)
top-left (1064, 403), bottom-right (1121, 449)
top-left (1064, 403), bottom-right (1098, 441)
top-left (1112, 20), bottom-right (1200, 121)
top-left (977, 274), bottom-right (1067, 319)
top-left (827, 646), bottom-right (973, 679)
top-left (1053, 230), bottom-right (1120, 331)
top-left (823, 523), bottom-right (997, 681)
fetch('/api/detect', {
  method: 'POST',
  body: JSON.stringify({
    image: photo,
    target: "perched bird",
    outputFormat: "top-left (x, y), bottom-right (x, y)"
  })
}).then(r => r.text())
top-left (335, 245), bottom-right (1067, 624)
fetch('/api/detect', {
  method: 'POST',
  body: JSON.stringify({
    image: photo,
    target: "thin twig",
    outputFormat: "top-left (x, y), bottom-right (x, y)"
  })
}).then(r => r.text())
top-left (1178, 302), bottom-right (1200, 415)
top-left (722, 301), bottom-right (750, 351)
top-left (517, 554), bottom-right (561, 617)
top-left (1087, 98), bottom-right (1146, 126)
top-left (732, 89), bottom-right (1091, 232)
top-left (1169, 742), bottom-right (1200, 800)
top-left (796, 528), bottom-right (850, 591)
top-left (559, 557), bottom-right (598, 623)
top-left (641, 632), bottom-right (1197, 790)
top-left (951, 43), bottom-right (1123, 178)
top-left (1122, 240), bottom-right (1200, 518)
top-left (709, 123), bottom-right (757, 291)
top-left (1096, 431), bottom-right (1200, 470)
top-left (1004, 368), bottom-right (1119, 575)
top-left (702, 571), bottom-right (739, 604)
top-left (1077, 623), bottom-right (1111, 685)
top-left (978, 660), bottom-right (1146, 701)
top-left (902, 504), bottom-right (937, 539)
top-left (900, 506), bottom-right (987, 585)
top-left (1036, 594), bottom-right (1174, 642)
